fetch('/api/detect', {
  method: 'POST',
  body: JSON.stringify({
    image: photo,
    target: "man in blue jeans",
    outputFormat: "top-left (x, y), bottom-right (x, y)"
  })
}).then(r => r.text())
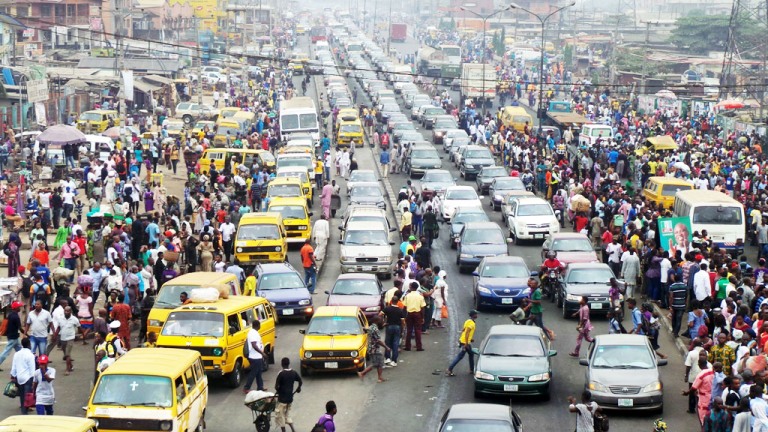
top-left (300, 239), bottom-right (317, 293)
top-left (382, 295), bottom-right (406, 367)
top-left (0, 301), bottom-right (24, 367)
top-left (243, 320), bottom-right (266, 393)
top-left (445, 310), bottom-right (478, 376)
top-left (25, 300), bottom-right (53, 356)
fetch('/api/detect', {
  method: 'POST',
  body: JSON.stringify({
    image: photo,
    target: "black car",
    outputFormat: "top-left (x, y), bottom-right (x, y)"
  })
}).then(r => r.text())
top-left (448, 207), bottom-right (489, 249)
top-left (558, 263), bottom-right (625, 318)
top-left (438, 403), bottom-right (522, 432)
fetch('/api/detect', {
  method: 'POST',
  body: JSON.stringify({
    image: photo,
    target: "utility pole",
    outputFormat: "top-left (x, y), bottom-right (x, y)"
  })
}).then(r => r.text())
top-left (386, 0), bottom-right (392, 55)
top-left (639, 20), bottom-right (659, 96)
top-left (196, 17), bottom-right (203, 105)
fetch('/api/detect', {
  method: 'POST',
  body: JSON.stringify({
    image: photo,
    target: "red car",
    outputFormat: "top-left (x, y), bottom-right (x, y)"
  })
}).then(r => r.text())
top-left (540, 233), bottom-right (600, 266)
top-left (326, 274), bottom-right (385, 319)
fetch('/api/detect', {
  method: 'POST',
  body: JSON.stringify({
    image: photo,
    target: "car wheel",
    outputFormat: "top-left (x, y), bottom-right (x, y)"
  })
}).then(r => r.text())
top-left (474, 389), bottom-right (483, 399)
top-left (357, 357), bottom-right (367, 372)
top-left (300, 364), bottom-right (310, 377)
top-left (227, 359), bottom-right (242, 388)
top-left (562, 303), bottom-right (569, 319)
top-left (556, 291), bottom-right (563, 308)
top-left (473, 293), bottom-right (482, 311)
top-left (512, 231), bottom-right (520, 245)
top-left (262, 354), bottom-right (269, 372)
top-left (182, 114), bottom-right (193, 125)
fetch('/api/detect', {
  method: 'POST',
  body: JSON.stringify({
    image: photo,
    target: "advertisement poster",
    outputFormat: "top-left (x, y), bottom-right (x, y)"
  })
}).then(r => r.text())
top-left (658, 216), bottom-right (693, 255)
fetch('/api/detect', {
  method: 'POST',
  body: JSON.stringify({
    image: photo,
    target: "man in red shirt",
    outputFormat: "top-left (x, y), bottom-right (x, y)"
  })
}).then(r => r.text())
top-left (300, 239), bottom-right (316, 294)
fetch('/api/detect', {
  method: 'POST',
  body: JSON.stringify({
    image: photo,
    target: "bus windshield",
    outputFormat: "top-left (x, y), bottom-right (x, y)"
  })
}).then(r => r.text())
top-left (692, 206), bottom-right (743, 225)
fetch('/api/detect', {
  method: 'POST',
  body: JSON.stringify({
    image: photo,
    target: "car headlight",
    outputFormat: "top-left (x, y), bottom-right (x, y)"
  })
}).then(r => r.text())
top-left (522, 288), bottom-right (531, 296)
top-left (341, 255), bottom-right (351, 261)
top-left (588, 381), bottom-right (608, 392)
top-left (148, 319), bottom-right (162, 327)
top-left (351, 351), bottom-right (359, 357)
top-left (304, 351), bottom-right (313, 359)
top-left (477, 286), bottom-right (491, 294)
top-left (269, 302), bottom-right (276, 306)
top-left (566, 294), bottom-right (581, 302)
top-left (643, 381), bottom-right (662, 392)
top-left (275, 246), bottom-right (282, 252)
top-left (460, 253), bottom-right (472, 258)
top-left (528, 372), bottom-right (551, 382)
top-left (379, 256), bottom-right (391, 262)
top-left (159, 421), bottom-right (173, 431)
top-left (365, 306), bottom-right (380, 312)
top-left (475, 371), bottom-right (494, 381)
top-left (298, 225), bottom-right (308, 230)
top-left (212, 347), bottom-right (224, 356)
top-left (299, 299), bottom-right (311, 306)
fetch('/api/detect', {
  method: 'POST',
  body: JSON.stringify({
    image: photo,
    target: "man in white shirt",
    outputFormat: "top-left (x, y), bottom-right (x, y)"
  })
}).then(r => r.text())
top-left (10, 338), bottom-right (36, 414)
top-left (693, 263), bottom-right (712, 301)
top-left (38, 190), bottom-right (52, 221)
top-left (659, 252), bottom-right (672, 308)
top-left (605, 239), bottom-right (623, 277)
top-left (312, 215), bottom-right (330, 261)
top-left (54, 306), bottom-right (80, 374)
top-left (219, 217), bottom-right (236, 262)
top-left (243, 320), bottom-right (266, 393)
top-left (61, 187), bottom-right (75, 220)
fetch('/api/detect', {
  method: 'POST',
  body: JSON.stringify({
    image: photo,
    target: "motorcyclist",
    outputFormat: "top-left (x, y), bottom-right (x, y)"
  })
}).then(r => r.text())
top-left (509, 165), bottom-right (520, 178)
top-left (540, 251), bottom-right (564, 286)
top-left (521, 169), bottom-right (534, 192)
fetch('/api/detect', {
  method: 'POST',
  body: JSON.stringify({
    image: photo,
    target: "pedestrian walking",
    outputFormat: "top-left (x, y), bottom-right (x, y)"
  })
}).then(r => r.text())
top-left (53, 306), bottom-right (80, 375)
top-left (32, 354), bottom-right (55, 415)
top-left (274, 357), bottom-right (302, 432)
top-left (243, 320), bottom-right (266, 393)
top-left (311, 400), bottom-right (337, 432)
top-left (382, 294), bottom-right (405, 367)
top-left (403, 281), bottom-right (425, 352)
top-left (312, 215), bottom-right (329, 261)
top-left (10, 337), bottom-right (35, 414)
top-left (445, 310), bottom-right (478, 376)
top-left (667, 274), bottom-right (688, 338)
top-left (0, 301), bottom-right (24, 367)
top-left (527, 278), bottom-right (554, 340)
top-left (567, 391), bottom-right (600, 432)
top-left (25, 300), bottom-right (52, 356)
top-left (357, 316), bottom-right (390, 383)
top-left (569, 296), bottom-right (594, 357)
top-left (300, 238), bottom-right (317, 294)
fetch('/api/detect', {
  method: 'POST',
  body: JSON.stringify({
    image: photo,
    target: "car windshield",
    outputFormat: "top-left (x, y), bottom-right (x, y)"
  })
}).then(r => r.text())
top-left (423, 172), bottom-right (453, 183)
top-left (92, 375), bottom-right (172, 408)
top-left (482, 167), bottom-right (506, 177)
top-left (332, 279), bottom-right (380, 295)
top-left (463, 228), bottom-right (504, 245)
top-left (412, 150), bottom-right (439, 159)
top-left (446, 190), bottom-right (478, 200)
top-left (161, 311), bottom-right (224, 337)
top-left (435, 121), bottom-right (456, 128)
top-left (155, 285), bottom-right (191, 309)
top-left (518, 204), bottom-right (553, 216)
top-left (351, 186), bottom-right (382, 197)
top-left (395, 123), bottom-right (415, 130)
top-left (80, 112), bottom-right (103, 121)
top-left (466, 150), bottom-right (492, 159)
top-left (237, 224), bottom-right (280, 240)
top-left (567, 268), bottom-right (615, 283)
top-left (270, 205), bottom-right (306, 220)
top-left (552, 238), bottom-right (594, 252)
top-left (483, 335), bottom-right (545, 357)
top-left (259, 272), bottom-right (306, 290)
top-left (495, 179), bottom-right (525, 190)
top-left (592, 344), bottom-right (656, 369)
top-left (268, 184), bottom-right (302, 197)
top-left (344, 230), bottom-right (388, 246)
top-left (481, 263), bottom-right (528, 278)
top-left (425, 108), bottom-right (443, 115)
top-left (350, 171), bottom-right (377, 182)
top-left (217, 126), bottom-right (239, 136)
top-left (441, 420), bottom-right (515, 432)
top-left (454, 212), bottom-right (489, 224)
top-left (340, 124), bottom-right (362, 133)
top-left (306, 316), bottom-right (362, 335)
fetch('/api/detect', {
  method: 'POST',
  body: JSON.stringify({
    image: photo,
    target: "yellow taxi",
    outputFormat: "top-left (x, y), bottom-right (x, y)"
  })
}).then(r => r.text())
top-left (268, 196), bottom-right (313, 243)
top-left (217, 107), bottom-right (242, 122)
top-left (266, 177), bottom-right (306, 203)
top-left (163, 119), bottom-right (186, 138)
top-left (213, 120), bottom-right (243, 147)
top-left (299, 306), bottom-right (369, 376)
top-left (275, 167), bottom-right (313, 204)
top-left (0, 416), bottom-right (97, 432)
top-left (146, 272), bottom-right (241, 337)
top-left (199, 148), bottom-right (276, 175)
top-left (235, 212), bottom-right (288, 264)
top-left (87, 348), bottom-right (207, 432)
top-left (156, 294), bottom-right (277, 387)
top-left (77, 109), bottom-right (119, 133)
top-left (289, 52), bottom-right (310, 74)
top-left (642, 176), bottom-right (694, 210)
top-left (192, 120), bottom-right (216, 136)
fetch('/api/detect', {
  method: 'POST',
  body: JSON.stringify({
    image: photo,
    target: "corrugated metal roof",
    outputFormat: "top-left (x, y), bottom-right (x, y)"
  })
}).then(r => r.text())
top-left (76, 57), bottom-right (180, 73)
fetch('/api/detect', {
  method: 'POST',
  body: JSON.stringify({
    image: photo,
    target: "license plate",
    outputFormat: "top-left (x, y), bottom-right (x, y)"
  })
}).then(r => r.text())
top-left (283, 309), bottom-right (294, 315)
top-left (501, 298), bottom-right (514, 304)
top-left (533, 234), bottom-right (543, 239)
top-left (454, 238), bottom-right (460, 243)
top-left (324, 362), bottom-right (338, 369)
top-left (591, 303), bottom-right (603, 310)
top-left (362, 266), bottom-right (373, 271)
top-left (504, 384), bottom-right (518, 392)
top-left (618, 398), bottom-right (633, 407)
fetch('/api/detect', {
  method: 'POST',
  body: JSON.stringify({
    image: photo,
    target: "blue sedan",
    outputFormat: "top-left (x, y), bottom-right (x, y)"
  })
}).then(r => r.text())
top-left (472, 256), bottom-right (536, 311)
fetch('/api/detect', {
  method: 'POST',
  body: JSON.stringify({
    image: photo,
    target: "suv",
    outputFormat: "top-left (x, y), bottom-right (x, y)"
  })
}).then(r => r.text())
top-left (405, 145), bottom-right (442, 178)
top-left (175, 102), bottom-right (216, 125)
top-left (253, 262), bottom-right (313, 320)
top-left (458, 145), bottom-right (495, 180)
top-left (340, 221), bottom-right (395, 278)
top-left (506, 197), bottom-right (560, 244)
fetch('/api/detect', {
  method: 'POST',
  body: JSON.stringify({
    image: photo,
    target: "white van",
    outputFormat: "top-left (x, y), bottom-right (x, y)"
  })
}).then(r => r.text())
top-left (673, 190), bottom-right (745, 257)
top-left (578, 124), bottom-right (613, 148)
top-left (34, 135), bottom-right (114, 164)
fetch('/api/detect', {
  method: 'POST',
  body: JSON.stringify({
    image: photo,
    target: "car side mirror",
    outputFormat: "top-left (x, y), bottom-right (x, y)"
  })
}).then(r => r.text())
top-left (308, 212), bottom-right (313, 217)
top-left (548, 349), bottom-right (558, 357)
top-left (389, 228), bottom-right (397, 232)
top-left (471, 348), bottom-right (480, 355)
top-left (324, 290), bottom-right (330, 295)
top-left (299, 329), bottom-right (305, 334)
top-left (530, 271), bottom-right (539, 277)
top-left (471, 271), bottom-right (479, 276)
top-left (338, 240), bottom-right (344, 244)
top-left (338, 226), bottom-right (344, 230)
top-left (579, 358), bottom-right (589, 366)
top-left (657, 358), bottom-right (668, 366)
top-left (389, 241), bottom-right (396, 245)
top-left (506, 238), bottom-right (513, 243)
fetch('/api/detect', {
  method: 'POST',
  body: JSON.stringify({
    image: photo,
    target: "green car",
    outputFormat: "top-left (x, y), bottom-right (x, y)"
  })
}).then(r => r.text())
top-left (473, 325), bottom-right (556, 399)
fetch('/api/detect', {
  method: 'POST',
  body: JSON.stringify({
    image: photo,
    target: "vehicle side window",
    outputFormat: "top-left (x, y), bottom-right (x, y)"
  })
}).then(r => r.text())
top-left (241, 308), bottom-right (255, 327)
top-left (228, 280), bottom-right (238, 295)
top-left (175, 376), bottom-right (187, 403)
top-left (194, 360), bottom-right (204, 380)
top-left (358, 311), bottom-right (367, 329)
top-left (185, 367), bottom-right (196, 393)
top-left (227, 314), bottom-right (241, 335)
top-left (256, 304), bottom-right (268, 322)
top-left (510, 202), bottom-right (517, 215)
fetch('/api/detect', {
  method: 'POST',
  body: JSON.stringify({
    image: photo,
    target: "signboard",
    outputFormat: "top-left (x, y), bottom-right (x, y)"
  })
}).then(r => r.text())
top-left (25, 79), bottom-right (49, 103)
top-left (22, 29), bottom-right (35, 38)
top-left (658, 216), bottom-right (693, 256)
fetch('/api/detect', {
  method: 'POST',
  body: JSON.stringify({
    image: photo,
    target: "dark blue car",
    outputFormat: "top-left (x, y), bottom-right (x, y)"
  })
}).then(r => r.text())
top-left (254, 262), bottom-right (313, 321)
top-left (472, 256), bottom-right (536, 311)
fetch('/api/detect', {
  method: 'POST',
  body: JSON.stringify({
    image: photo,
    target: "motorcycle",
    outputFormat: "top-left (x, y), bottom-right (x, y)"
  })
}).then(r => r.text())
top-left (542, 269), bottom-right (560, 302)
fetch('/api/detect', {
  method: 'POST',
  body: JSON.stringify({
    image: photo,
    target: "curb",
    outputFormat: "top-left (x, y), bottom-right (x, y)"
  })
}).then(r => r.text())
top-left (650, 302), bottom-right (689, 359)
top-left (312, 73), bottom-right (329, 276)
top-left (365, 139), bottom-right (401, 222)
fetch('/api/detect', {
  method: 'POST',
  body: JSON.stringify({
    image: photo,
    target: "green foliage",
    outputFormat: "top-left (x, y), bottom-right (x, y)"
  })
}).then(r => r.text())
top-left (496, 27), bottom-right (506, 57)
top-left (563, 44), bottom-right (573, 68)
top-left (668, 13), bottom-right (764, 56)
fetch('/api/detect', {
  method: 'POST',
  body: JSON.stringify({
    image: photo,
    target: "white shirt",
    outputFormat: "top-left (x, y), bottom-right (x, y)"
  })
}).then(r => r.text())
top-left (246, 328), bottom-right (263, 360)
top-left (660, 258), bottom-right (672, 284)
top-left (38, 192), bottom-right (51, 209)
top-left (693, 270), bottom-right (712, 301)
top-left (62, 191), bottom-right (75, 205)
top-left (56, 315), bottom-right (81, 341)
top-left (33, 367), bottom-right (56, 405)
top-left (312, 218), bottom-right (330, 241)
top-left (10, 348), bottom-right (36, 384)
top-left (605, 243), bottom-right (623, 263)
top-left (27, 309), bottom-right (52, 338)
top-left (220, 222), bottom-right (236, 242)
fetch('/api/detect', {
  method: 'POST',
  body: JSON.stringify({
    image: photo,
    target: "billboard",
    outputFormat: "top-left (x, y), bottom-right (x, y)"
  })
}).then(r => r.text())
top-left (658, 216), bottom-right (693, 256)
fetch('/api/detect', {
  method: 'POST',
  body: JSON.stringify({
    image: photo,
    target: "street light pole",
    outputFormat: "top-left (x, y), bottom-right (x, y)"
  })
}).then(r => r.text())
top-left (460, 5), bottom-right (511, 117)
top-left (511, 1), bottom-right (575, 132)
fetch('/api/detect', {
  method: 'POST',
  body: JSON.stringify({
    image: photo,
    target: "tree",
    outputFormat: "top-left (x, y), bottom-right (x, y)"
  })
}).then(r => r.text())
top-left (668, 13), bottom-right (764, 56)
top-left (563, 44), bottom-right (573, 68)
top-left (496, 27), bottom-right (506, 57)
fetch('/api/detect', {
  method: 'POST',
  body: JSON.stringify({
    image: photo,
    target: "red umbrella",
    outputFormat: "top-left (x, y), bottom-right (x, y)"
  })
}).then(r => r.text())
top-left (715, 99), bottom-right (744, 110)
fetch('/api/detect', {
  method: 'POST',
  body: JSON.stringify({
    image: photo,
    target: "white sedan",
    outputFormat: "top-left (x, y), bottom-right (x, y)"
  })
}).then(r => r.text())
top-left (440, 186), bottom-right (483, 222)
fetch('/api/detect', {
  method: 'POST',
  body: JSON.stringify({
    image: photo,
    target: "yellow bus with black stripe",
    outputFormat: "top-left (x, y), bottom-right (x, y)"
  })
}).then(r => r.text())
top-left (156, 294), bottom-right (277, 388)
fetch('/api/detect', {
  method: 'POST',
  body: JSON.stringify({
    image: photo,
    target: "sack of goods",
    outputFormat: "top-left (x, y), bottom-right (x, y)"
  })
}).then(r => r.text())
top-left (189, 287), bottom-right (228, 303)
